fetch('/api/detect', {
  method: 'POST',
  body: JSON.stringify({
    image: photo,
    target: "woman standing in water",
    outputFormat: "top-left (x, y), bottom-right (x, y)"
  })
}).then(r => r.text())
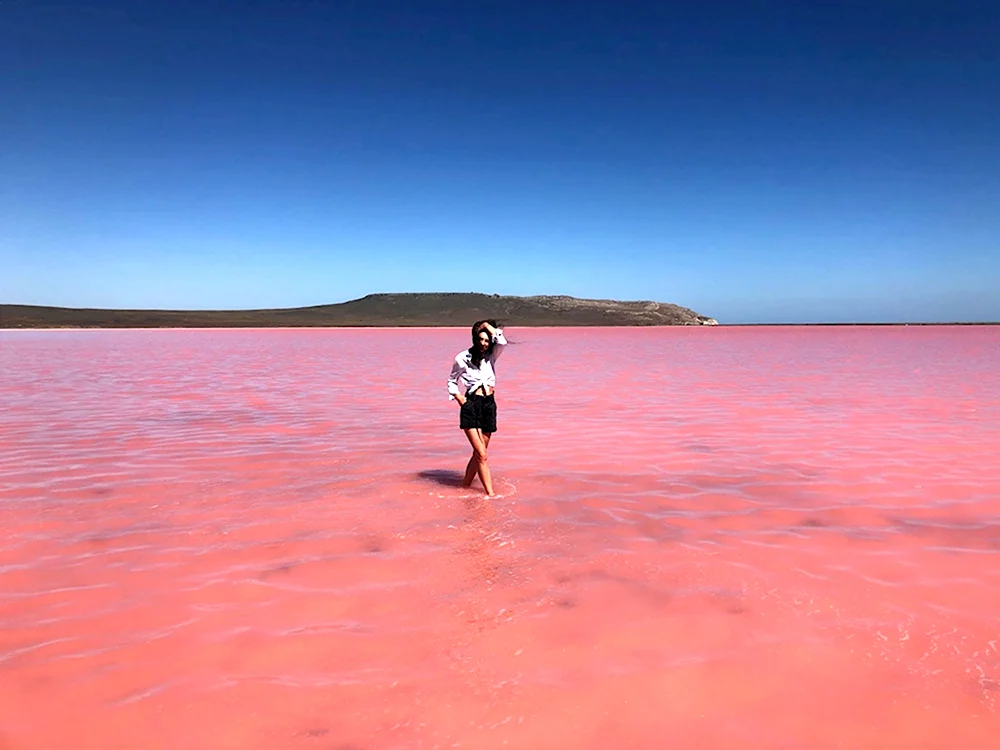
top-left (447, 319), bottom-right (507, 497)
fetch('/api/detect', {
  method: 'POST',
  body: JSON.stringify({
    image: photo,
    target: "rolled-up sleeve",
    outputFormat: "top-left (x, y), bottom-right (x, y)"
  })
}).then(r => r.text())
top-left (490, 328), bottom-right (507, 362)
top-left (447, 356), bottom-right (463, 400)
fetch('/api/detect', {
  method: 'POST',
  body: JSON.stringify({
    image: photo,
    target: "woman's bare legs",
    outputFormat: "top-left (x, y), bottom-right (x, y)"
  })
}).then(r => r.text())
top-left (463, 431), bottom-right (490, 487)
top-left (462, 429), bottom-right (494, 496)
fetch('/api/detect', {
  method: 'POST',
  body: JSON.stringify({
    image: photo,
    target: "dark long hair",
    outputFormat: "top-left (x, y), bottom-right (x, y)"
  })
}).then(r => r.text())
top-left (468, 319), bottom-right (499, 368)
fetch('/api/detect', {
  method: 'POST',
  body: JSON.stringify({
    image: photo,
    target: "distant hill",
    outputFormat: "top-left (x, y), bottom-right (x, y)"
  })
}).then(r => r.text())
top-left (0, 293), bottom-right (719, 329)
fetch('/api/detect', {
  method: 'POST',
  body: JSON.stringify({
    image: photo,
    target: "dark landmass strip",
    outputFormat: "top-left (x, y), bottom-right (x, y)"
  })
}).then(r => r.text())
top-left (732, 321), bottom-right (999, 326)
top-left (0, 293), bottom-right (720, 329)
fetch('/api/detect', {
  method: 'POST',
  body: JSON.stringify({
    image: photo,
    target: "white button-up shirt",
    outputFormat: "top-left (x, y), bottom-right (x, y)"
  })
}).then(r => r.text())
top-left (447, 329), bottom-right (508, 400)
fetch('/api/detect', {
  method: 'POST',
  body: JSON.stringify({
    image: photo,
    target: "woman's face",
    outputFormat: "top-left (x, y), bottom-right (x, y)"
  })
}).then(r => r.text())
top-left (476, 330), bottom-right (491, 352)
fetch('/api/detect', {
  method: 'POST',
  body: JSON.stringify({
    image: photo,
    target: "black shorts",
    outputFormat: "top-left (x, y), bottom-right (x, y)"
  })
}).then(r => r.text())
top-left (460, 392), bottom-right (497, 433)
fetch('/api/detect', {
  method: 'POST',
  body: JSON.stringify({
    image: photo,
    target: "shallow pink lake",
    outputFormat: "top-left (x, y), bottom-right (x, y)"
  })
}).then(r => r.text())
top-left (2, 326), bottom-right (999, 749)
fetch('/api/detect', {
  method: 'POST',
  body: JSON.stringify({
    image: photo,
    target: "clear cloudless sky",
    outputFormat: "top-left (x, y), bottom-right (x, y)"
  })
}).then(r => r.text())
top-left (2, 0), bottom-right (998, 323)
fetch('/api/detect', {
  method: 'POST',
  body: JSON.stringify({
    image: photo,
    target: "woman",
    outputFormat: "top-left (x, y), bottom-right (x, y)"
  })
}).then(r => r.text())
top-left (447, 319), bottom-right (507, 497)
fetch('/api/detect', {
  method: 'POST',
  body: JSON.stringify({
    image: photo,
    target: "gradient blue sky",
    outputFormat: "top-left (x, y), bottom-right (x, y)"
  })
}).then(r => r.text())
top-left (2, 0), bottom-right (998, 323)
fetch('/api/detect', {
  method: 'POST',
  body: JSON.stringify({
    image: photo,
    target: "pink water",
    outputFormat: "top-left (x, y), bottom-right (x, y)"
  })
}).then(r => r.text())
top-left (2, 326), bottom-right (999, 749)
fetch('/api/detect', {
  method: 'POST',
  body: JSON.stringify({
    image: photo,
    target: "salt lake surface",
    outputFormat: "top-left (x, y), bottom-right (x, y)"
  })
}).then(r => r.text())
top-left (2, 326), bottom-right (999, 749)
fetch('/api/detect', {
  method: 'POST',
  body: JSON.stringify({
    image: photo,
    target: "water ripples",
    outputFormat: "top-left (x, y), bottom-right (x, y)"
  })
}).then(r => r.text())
top-left (2, 326), bottom-right (1000, 748)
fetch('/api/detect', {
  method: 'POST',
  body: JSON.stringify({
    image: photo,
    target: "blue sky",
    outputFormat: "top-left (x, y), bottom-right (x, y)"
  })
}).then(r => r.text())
top-left (2, 0), bottom-right (998, 323)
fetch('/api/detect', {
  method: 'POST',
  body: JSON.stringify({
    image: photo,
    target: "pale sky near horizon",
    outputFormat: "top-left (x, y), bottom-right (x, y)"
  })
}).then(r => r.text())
top-left (2, 0), bottom-right (998, 323)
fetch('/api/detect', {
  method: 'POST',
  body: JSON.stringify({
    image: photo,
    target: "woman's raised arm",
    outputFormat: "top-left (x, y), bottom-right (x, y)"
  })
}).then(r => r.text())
top-left (479, 321), bottom-right (507, 362)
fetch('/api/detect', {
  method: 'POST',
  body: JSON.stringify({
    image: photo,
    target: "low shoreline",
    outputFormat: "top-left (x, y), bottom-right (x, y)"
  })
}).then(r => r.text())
top-left (3, 322), bottom-right (997, 331)
top-left (1, 293), bottom-right (719, 328)
top-left (2, 296), bottom-right (996, 329)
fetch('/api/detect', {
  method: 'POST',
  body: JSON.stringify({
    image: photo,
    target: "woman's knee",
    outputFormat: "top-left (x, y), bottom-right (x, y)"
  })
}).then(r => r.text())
top-left (475, 448), bottom-right (488, 463)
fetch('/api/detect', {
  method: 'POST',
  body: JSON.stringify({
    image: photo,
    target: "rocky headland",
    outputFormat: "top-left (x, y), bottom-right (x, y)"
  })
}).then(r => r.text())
top-left (0, 293), bottom-right (719, 328)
